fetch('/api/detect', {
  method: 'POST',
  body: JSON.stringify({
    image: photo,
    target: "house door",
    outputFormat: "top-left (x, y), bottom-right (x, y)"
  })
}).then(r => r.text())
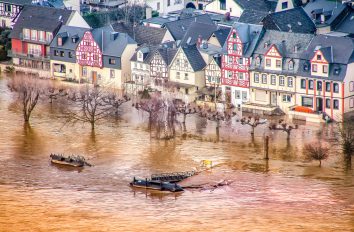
top-left (92, 71), bottom-right (97, 85)
top-left (270, 92), bottom-right (277, 106)
top-left (317, 97), bottom-right (323, 112)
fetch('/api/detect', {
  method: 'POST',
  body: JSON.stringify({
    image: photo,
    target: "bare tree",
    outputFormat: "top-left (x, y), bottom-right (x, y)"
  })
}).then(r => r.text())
top-left (7, 74), bottom-right (51, 123)
top-left (199, 107), bottom-right (236, 141)
top-left (240, 115), bottom-right (267, 135)
top-left (64, 85), bottom-right (116, 131)
top-left (303, 143), bottom-right (329, 167)
top-left (269, 119), bottom-right (298, 139)
top-left (46, 85), bottom-right (67, 104)
top-left (175, 101), bottom-right (198, 131)
top-left (102, 90), bottom-right (130, 118)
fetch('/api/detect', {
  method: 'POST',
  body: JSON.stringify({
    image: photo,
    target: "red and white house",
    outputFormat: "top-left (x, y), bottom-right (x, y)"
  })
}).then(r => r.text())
top-left (221, 23), bottom-right (264, 107)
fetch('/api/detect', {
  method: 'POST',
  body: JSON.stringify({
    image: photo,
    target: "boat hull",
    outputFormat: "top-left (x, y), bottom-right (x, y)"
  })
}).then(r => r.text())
top-left (130, 179), bottom-right (184, 192)
top-left (51, 159), bottom-right (84, 167)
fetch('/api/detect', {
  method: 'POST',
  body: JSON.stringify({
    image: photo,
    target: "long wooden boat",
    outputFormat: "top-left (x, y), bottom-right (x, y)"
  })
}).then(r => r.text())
top-left (50, 154), bottom-right (86, 167)
top-left (130, 178), bottom-right (184, 192)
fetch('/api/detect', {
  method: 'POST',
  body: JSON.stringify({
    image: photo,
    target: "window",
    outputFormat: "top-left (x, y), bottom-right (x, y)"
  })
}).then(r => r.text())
top-left (279, 76), bottom-right (285, 86)
top-left (232, 33), bottom-right (236, 38)
top-left (333, 99), bottom-right (339, 109)
top-left (57, 37), bottom-right (62, 46)
top-left (302, 97), bottom-right (313, 107)
top-left (60, 51), bottom-right (64, 57)
top-left (176, 72), bottom-right (180, 79)
top-left (242, 91), bottom-right (247, 101)
top-left (46, 32), bottom-right (53, 42)
top-left (110, 69), bottom-right (115, 79)
top-left (309, 80), bottom-right (314, 90)
top-left (238, 72), bottom-right (244, 80)
top-left (288, 60), bottom-right (294, 70)
top-left (282, 94), bottom-right (291, 103)
top-left (312, 64), bottom-right (317, 72)
top-left (54, 50), bottom-right (59, 56)
top-left (282, 1), bottom-right (288, 9)
top-left (238, 58), bottom-right (243, 64)
top-left (109, 58), bottom-right (116, 65)
top-left (220, 0), bottom-right (226, 10)
top-left (317, 81), bottom-right (322, 91)
top-left (184, 73), bottom-right (188, 80)
top-left (323, 65), bottom-right (328, 74)
top-left (301, 79), bottom-right (306, 89)
top-left (276, 59), bottom-right (281, 68)
top-left (82, 67), bottom-right (87, 77)
top-left (4, 4), bottom-right (11, 12)
top-left (81, 53), bottom-right (87, 59)
top-left (325, 99), bottom-right (331, 109)
top-left (228, 56), bottom-right (233, 64)
top-left (167, 0), bottom-right (170, 6)
top-left (317, 54), bottom-right (321, 60)
top-left (23, 29), bottom-right (30, 40)
top-left (271, 75), bottom-right (276, 85)
top-left (235, 90), bottom-right (241, 99)
top-left (350, 98), bottom-right (354, 108)
top-left (256, 56), bottom-right (261, 66)
top-left (39, 31), bottom-right (45, 42)
top-left (350, 82), bottom-right (354, 92)
top-left (288, 77), bottom-right (293, 87)
top-left (254, 73), bottom-right (259, 83)
top-left (266, 59), bottom-right (271, 67)
top-left (157, 2), bottom-right (160, 10)
top-left (228, 71), bottom-right (232, 78)
top-left (93, 54), bottom-right (98, 61)
top-left (233, 44), bottom-right (237, 51)
top-left (326, 82), bottom-right (331, 92)
top-left (262, 74), bottom-right (267, 84)
top-left (31, 30), bottom-right (37, 41)
top-left (333, 83), bottom-right (339, 93)
top-left (69, 52), bottom-right (73, 58)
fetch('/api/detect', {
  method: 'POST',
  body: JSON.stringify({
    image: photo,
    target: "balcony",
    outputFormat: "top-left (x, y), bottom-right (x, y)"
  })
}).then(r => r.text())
top-left (8, 50), bottom-right (50, 62)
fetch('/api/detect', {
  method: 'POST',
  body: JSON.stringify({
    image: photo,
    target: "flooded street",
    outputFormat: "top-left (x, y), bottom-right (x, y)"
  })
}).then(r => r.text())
top-left (0, 76), bottom-right (353, 232)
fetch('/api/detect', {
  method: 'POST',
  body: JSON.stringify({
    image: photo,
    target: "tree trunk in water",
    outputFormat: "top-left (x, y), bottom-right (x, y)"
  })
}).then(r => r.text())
top-left (183, 114), bottom-right (186, 124)
top-left (319, 160), bottom-right (322, 167)
top-left (251, 126), bottom-right (255, 135)
top-left (216, 121), bottom-right (220, 142)
top-left (91, 121), bottom-right (95, 131)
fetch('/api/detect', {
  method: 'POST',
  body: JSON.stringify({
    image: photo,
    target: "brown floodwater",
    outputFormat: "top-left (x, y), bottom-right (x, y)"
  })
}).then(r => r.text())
top-left (0, 76), bottom-right (353, 232)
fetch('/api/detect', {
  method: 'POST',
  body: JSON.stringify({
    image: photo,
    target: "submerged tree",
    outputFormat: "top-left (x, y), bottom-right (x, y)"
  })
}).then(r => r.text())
top-left (65, 85), bottom-right (118, 130)
top-left (102, 91), bottom-right (130, 118)
top-left (303, 143), bottom-right (329, 167)
top-left (269, 119), bottom-right (298, 139)
top-left (240, 115), bottom-right (267, 135)
top-left (7, 74), bottom-right (52, 123)
top-left (175, 102), bottom-right (198, 131)
top-left (199, 107), bottom-right (237, 141)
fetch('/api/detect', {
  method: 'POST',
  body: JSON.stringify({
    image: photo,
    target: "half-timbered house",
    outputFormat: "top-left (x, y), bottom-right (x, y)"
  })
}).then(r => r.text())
top-left (9, 5), bottom-right (89, 73)
top-left (149, 46), bottom-right (177, 89)
top-left (0, 0), bottom-right (30, 28)
top-left (221, 23), bottom-right (264, 107)
top-left (294, 35), bottom-right (354, 122)
top-left (246, 30), bottom-right (314, 114)
top-left (169, 45), bottom-right (206, 100)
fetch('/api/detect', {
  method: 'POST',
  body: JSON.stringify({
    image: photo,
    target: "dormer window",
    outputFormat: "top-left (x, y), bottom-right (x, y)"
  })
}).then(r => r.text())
top-left (256, 56), bottom-right (261, 66)
top-left (58, 37), bottom-right (62, 46)
top-left (323, 65), bottom-right (328, 74)
top-left (304, 62), bottom-right (309, 71)
top-left (334, 66), bottom-right (340, 75)
top-left (312, 64), bottom-right (317, 72)
top-left (282, 1), bottom-right (288, 9)
top-left (288, 60), bottom-right (294, 70)
top-left (232, 33), bottom-right (236, 38)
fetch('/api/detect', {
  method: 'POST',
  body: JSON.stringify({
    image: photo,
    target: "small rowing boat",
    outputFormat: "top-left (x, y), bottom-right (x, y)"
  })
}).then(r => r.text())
top-left (50, 154), bottom-right (91, 167)
top-left (130, 177), bottom-right (184, 192)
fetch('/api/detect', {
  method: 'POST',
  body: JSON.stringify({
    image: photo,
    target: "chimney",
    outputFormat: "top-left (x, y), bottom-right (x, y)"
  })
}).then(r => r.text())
top-left (320, 14), bottom-right (325, 23)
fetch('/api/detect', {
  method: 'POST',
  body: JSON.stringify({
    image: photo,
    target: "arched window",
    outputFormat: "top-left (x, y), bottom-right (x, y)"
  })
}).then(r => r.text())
top-left (256, 56), bottom-right (261, 66)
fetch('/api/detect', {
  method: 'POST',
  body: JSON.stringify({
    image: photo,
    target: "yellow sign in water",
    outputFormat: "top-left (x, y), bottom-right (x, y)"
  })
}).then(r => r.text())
top-left (201, 160), bottom-right (213, 168)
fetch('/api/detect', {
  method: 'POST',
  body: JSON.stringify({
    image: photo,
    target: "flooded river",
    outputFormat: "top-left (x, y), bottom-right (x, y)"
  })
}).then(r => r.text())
top-left (0, 76), bottom-right (353, 231)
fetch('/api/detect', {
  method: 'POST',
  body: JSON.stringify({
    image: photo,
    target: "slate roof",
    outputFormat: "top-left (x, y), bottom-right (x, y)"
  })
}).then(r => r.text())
top-left (181, 45), bottom-right (206, 71)
top-left (303, 0), bottom-right (348, 27)
top-left (50, 25), bottom-right (89, 50)
top-left (1, 0), bottom-right (31, 5)
top-left (238, 9), bottom-right (270, 25)
top-left (234, 0), bottom-right (273, 12)
top-left (262, 7), bottom-right (316, 34)
top-left (180, 22), bottom-right (217, 46)
top-left (164, 14), bottom-right (214, 41)
top-left (251, 30), bottom-right (314, 75)
top-left (10, 5), bottom-right (73, 39)
top-left (211, 26), bottom-right (231, 47)
top-left (92, 25), bottom-right (136, 57)
top-left (157, 47), bottom-right (178, 66)
top-left (111, 22), bottom-right (168, 46)
top-left (223, 23), bottom-right (265, 58)
top-left (334, 10), bottom-right (354, 35)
